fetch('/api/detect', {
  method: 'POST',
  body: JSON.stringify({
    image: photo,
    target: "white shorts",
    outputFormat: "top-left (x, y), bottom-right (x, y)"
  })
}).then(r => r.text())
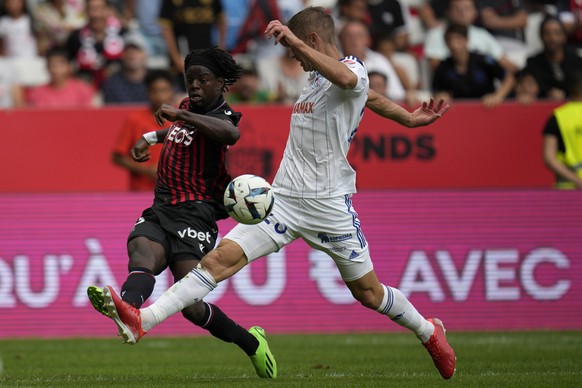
top-left (224, 193), bottom-right (373, 282)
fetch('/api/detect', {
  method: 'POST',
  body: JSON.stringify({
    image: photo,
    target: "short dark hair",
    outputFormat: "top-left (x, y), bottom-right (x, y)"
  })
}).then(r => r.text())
top-left (445, 23), bottom-right (468, 40)
top-left (287, 7), bottom-right (336, 44)
top-left (45, 46), bottom-right (70, 61)
top-left (145, 69), bottom-right (174, 89)
top-left (368, 71), bottom-right (388, 83)
top-left (539, 15), bottom-right (565, 39)
top-left (515, 68), bottom-right (535, 82)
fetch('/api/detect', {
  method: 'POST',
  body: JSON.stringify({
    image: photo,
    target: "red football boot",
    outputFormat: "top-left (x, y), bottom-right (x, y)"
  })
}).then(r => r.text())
top-left (102, 286), bottom-right (147, 344)
top-left (423, 318), bottom-right (456, 379)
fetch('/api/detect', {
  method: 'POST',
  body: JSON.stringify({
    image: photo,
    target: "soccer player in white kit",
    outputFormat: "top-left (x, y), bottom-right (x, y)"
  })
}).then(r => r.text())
top-left (100, 7), bottom-right (456, 380)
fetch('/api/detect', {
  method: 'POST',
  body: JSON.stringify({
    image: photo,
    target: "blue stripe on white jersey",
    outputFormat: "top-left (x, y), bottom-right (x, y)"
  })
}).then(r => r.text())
top-left (344, 195), bottom-right (367, 248)
top-left (348, 106), bottom-right (366, 143)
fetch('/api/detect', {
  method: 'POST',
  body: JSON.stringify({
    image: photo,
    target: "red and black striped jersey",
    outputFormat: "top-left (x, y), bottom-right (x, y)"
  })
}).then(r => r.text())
top-left (154, 96), bottom-right (242, 207)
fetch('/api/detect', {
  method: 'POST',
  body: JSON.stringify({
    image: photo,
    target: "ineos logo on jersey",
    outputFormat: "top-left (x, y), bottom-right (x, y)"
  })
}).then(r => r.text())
top-left (178, 227), bottom-right (212, 243)
top-left (167, 125), bottom-right (195, 146)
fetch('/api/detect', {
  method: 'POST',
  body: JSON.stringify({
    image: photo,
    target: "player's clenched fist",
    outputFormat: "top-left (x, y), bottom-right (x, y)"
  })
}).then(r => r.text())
top-left (130, 138), bottom-right (151, 163)
top-left (155, 103), bottom-right (182, 126)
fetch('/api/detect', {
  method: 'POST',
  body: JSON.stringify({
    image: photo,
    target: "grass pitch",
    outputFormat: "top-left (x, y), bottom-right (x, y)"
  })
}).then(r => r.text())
top-left (0, 331), bottom-right (580, 387)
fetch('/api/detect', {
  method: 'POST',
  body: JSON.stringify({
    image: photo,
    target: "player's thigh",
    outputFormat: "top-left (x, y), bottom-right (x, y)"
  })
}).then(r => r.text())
top-left (127, 237), bottom-right (168, 275)
top-left (301, 195), bottom-right (373, 282)
top-left (127, 208), bottom-right (169, 275)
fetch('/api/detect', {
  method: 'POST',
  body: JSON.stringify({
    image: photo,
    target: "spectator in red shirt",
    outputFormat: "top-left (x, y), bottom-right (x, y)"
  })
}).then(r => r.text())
top-left (66, 0), bottom-right (126, 88)
top-left (112, 69), bottom-right (175, 191)
top-left (26, 46), bottom-right (96, 107)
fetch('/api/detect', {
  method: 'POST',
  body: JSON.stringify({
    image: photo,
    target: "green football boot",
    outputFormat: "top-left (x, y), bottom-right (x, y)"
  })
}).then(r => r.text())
top-left (87, 286), bottom-right (110, 318)
top-left (248, 326), bottom-right (277, 378)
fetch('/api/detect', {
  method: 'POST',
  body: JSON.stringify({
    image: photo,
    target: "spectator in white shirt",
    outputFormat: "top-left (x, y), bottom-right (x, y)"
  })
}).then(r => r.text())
top-left (0, 0), bottom-right (38, 58)
top-left (423, 0), bottom-right (515, 72)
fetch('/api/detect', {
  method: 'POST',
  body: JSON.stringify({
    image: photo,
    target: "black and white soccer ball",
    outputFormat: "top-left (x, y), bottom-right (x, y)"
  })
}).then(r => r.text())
top-left (223, 174), bottom-right (275, 224)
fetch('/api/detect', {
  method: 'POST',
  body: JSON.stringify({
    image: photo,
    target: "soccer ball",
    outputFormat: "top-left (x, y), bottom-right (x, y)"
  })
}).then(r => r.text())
top-left (224, 174), bottom-right (275, 224)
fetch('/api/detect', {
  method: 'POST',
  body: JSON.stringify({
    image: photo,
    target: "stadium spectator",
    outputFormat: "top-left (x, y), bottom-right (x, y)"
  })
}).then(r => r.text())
top-left (221, 0), bottom-right (251, 52)
top-left (66, 0), bottom-right (127, 88)
top-left (32, 0), bottom-right (86, 55)
top-left (333, 0), bottom-right (368, 35)
top-left (475, 0), bottom-right (529, 68)
top-left (432, 23), bottom-right (514, 108)
top-left (423, 0), bottom-right (515, 72)
top-left (26, 46), bottom-right (96, 107)
top-left (305, 0), bottom-right (337, 9)
top-left (513, 68), bottom-right (540, 105)
top-left (256, 50), bottom-right (309, 104)
top-left (0, 0), bottom-right (38, 58)
top-left (124, 0), bottom-right (167, 57)
top-left (367, 0), bottom-right (411, 52)
top-left (226, 63), bottom-right (275, 104)
top-left (556, 0), bottom-right (582, 51)
top-left (87, 47), bottom-right (277, 379)
top-left (101, 34), bottom-right (148, 104)
top-left (368, 70), bottom-right (388, 95)
top-left (159, 0), bottom-right (226, 73)
top-left (372, 30), bottom-right (420, 105)
top-left (98, 8), bottom-right (456, 381)
top-left (339, 20), bottom-right (406, 101)
top-left (418, 0), bottom-right (449, 29)
top-left (0, 36), bottom-right (24, 107)
top-left (542, 71), bottom-right (582, 189)
top-left (111, 70), bottom-right (174, 191)
top-left (523, 15), bottom-right (582, 101)
top-left (232, 0), bottom-right (303, 60)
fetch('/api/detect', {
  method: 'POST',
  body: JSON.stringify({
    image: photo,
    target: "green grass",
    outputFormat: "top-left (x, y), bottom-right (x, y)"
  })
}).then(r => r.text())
top-left (0, 331), bottom-right (581, 387)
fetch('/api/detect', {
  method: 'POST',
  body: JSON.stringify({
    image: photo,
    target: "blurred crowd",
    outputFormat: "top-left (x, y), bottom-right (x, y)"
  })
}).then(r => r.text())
top-left (1, 0), bottom-right (582, 109)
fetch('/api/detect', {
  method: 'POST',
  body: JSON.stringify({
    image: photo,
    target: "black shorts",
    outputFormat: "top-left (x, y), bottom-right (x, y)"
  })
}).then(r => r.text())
top-left (128, 201), bottom-right (218, 262)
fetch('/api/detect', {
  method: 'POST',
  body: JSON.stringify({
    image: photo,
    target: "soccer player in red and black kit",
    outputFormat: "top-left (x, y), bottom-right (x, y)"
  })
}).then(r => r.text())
top-left (87, 47), bottom-right (277, 378)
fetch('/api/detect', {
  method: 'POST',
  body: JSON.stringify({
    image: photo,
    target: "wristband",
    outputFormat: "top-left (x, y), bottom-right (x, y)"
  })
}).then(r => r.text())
top-left (143, 131), bottom-right (158, 145)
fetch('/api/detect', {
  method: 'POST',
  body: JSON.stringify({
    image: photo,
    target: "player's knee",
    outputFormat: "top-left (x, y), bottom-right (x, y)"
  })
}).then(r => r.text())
top-left (353, 289), bottom-right (382, 310)
top-left (127, 237), bottom-right (165, 273)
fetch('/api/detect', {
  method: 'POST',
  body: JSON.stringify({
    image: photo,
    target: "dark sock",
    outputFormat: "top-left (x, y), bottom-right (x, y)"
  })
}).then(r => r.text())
top-left (199, 302), bottom-right (259, 356)
top-left (120, 267), bottom-right (155, 308)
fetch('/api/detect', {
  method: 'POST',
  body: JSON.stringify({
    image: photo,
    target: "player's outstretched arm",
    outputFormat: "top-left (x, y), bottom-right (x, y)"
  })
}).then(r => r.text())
top-left (366, 89), bottom-right (450, 128)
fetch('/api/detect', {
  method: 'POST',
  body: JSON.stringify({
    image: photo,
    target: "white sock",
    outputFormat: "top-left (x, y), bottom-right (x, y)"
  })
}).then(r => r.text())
top-left (376, 284), bottom-right (434, 343)
top-left (141, 266), bottom-right (217, 332)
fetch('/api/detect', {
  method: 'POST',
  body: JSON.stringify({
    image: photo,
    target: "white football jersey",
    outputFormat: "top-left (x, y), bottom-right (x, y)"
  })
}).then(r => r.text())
top-left (273, 56), bottom-right (369, 198)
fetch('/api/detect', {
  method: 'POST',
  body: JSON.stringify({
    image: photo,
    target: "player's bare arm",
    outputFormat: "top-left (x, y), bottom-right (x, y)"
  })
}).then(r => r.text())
top-left (366, 89), bottom-right (450, 128)
top-left (264, 20), bottom-right (357, 89)
top-left (155, 103), bottom-right (240, 146)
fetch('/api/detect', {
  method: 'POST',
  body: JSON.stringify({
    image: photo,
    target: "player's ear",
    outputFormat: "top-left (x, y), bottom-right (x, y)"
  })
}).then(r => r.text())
top-left (216, 76), bottom-right (225, 91)
top-left (309, 32), bottom-right (318, 48)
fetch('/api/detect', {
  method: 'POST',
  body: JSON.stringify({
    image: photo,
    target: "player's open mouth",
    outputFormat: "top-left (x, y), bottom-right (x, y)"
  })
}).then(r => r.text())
top-left (190, 96), bottom-right (203, 103)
